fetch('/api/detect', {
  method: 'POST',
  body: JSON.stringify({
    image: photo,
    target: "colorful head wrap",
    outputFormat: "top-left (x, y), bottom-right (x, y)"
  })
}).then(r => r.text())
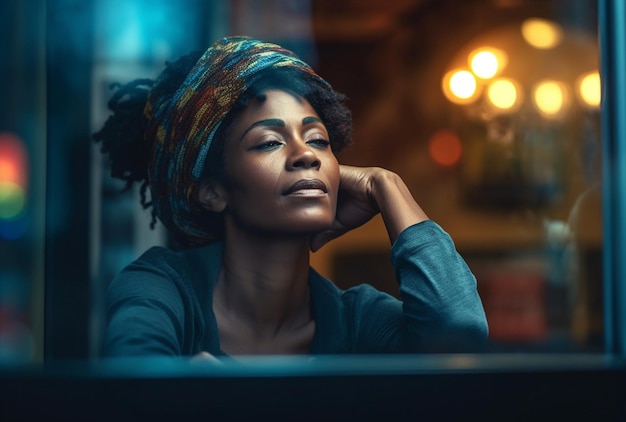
top-left (143, 36), bottom-right (333, 246)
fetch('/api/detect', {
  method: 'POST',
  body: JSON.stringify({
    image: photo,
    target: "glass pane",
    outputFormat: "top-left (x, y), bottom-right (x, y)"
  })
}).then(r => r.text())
top-left (0, 1), bottom-right (46, 364)
top-left (310, 0), bottom-right (602, 353)
top-left (86, 0), bottom-right (603, 352)
top-left (89, 0), bottom-right (602, 356)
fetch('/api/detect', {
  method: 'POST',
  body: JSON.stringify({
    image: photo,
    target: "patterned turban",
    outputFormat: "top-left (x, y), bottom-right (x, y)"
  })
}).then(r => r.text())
top-left (143, 36), bottom-right (333, 246)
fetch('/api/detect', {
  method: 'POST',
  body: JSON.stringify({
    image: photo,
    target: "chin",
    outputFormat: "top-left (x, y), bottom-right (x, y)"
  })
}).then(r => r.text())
top-left (279, 216), bottom-right (334, 235)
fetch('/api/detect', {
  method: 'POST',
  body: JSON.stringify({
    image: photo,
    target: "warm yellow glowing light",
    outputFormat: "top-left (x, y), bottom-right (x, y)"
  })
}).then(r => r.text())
top-left (521, 18), bottom-right (563, 49)
top-left (469, 48), bottom-right (507, 79)
top-left (442, 69), bottom-right (478, 105)
top-left (470, 51), bottom-right (498, 79)
top-left (578, 71), bottom-right (601, 108)
top-left (487, 78), bottom-right (518, 110)
top-left (442, 69), bottom-right (479, 104)
top-left (450, 70), bottom-right (477, 99)
top-left (533, 81), bottom-right (566, 116)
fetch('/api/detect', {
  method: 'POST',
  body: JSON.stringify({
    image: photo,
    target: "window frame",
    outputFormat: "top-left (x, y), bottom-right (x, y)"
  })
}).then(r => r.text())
top-left (599, 0), bottom-right (626, 357)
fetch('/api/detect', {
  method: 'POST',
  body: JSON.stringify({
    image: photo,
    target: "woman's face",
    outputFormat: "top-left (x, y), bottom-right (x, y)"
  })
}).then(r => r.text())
top-left (219, 89), bottom-right (340, 237)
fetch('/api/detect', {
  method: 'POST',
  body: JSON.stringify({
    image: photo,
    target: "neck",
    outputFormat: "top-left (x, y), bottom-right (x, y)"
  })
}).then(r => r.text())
top-left (215, 225), bottom-right (313, 337)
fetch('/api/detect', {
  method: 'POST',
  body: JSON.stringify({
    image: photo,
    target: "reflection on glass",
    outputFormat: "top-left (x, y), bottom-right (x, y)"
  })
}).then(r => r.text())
top-left (521, 17), bottom-right (564, 50)
top-left (532, 80), bottom-right (569, 118)
top-left (469, 47), bottom-right (508, 80)
top-left (577, 71), bottom-right (601, 108)
top-left (487, 78), bottom-right (520, 111)
top-left (91, 1), bottom-right (602, 356)
top-left (1, 0), bottom-right (602, 362)
top-left (424, 6), bottom-right (601, 352)
top-left (0, 133), bottom-right (33, 362)
top-left (1, 0), bottom-right (46, 365)
top-left (442, 69), bottom-right (479, 104)
top-left (324, 3), bottom-right (600, 356)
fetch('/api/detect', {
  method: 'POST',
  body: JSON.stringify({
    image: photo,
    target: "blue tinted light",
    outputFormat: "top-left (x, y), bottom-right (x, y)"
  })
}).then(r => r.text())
top-left (0, 214), bottom-right (28, 240)
top-left (96, 0), bottom-right (201, 61)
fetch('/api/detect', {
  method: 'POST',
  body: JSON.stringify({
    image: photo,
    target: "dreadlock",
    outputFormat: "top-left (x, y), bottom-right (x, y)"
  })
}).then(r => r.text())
top-left (92, 51), bottom-right (203, 227)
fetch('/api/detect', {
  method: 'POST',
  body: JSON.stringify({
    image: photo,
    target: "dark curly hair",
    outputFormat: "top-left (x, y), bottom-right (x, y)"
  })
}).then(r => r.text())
top-left (93, 49), bottom-right (352, 242)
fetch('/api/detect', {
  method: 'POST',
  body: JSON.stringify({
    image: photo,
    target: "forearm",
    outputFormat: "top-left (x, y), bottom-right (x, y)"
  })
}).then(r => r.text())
top-left (392, 222), bottom-right (489, 345)
top-left (370, 169), bottom-right (429, 244)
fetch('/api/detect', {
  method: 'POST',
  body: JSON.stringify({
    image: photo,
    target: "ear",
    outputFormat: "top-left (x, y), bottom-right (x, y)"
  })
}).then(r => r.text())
top-left (198, 180), bottom-right (228, 213)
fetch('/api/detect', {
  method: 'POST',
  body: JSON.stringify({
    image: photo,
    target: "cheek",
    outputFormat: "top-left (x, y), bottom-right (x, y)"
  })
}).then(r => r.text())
top-left (325, 161), bottom-right (340, 212)
top-left (327, 157), bottom-right (340, 191)
top-left (225, 158), bottom-right (281, 201)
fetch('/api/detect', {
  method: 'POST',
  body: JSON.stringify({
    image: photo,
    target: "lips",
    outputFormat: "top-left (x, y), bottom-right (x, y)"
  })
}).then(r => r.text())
top-left (283, 179), bottom-right (328, 195)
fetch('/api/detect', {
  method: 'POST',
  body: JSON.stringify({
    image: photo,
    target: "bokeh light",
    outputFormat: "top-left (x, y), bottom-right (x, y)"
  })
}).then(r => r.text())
top-left (469, 48), bottom-right (507, 79)
top-left (0, 182), bottom-right (25, 219)
top-left (487, 78), bottom-right (520, 110)
top-left (442, 69), bottom-right (479, 104)
top-left (428, 129), bottom-right (463, 167)
top-left (533, 80), bottom-right (568, 117)
top-left (0, 133), bottom-right (28, 239)
top-left (521, 18), bottom-right (563, 49)
top-left (577, 71), bottom-right (601, 108)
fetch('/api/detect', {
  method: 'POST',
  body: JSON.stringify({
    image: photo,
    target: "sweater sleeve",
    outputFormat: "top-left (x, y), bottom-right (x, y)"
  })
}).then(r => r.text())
top-left (390, 220), bottom-right (488, 350)
top-left (103, 248), bottom-right (201, 357)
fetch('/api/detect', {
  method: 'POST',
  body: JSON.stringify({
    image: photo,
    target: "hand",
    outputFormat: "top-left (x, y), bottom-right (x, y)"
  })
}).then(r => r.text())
top-left (190, 351), bottom-right (222, 364)
top-left (310, 165), bottom-right (429, 251)
top-left (310, 165), bottom-right (383, 252)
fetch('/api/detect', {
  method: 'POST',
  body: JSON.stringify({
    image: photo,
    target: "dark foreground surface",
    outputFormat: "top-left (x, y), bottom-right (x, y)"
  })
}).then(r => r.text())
top-left (1, 354), bottom-right (625, 420)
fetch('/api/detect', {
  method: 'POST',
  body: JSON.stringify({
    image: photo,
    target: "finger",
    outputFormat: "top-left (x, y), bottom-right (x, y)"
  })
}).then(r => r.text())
top-left (190, 351), bottom-right (222, 364)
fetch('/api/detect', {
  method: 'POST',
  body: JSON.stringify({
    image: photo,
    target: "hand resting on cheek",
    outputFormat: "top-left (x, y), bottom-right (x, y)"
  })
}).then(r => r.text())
top-left (310, 165), bottom-right (430, 252)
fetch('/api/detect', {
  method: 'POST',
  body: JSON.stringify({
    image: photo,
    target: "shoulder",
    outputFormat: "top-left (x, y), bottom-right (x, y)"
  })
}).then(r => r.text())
top-left (122, 242), bottom-right (221, 276)
top-left (108, 242), bottom-right (222, 302)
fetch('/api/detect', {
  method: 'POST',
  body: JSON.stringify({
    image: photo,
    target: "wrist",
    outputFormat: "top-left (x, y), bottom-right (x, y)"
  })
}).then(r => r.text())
top-left (369, 168), bottom-right (401, 206)
top-left (370, 168), bottom-right (429, 243)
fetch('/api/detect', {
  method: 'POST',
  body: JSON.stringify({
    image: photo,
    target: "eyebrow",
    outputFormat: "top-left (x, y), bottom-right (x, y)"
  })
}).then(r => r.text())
top-left (240, 116), bottom-right (324, 141)
top-left (240, 119), bottom-right (284, 141)
top-left (302, 116), bottom-right (323, 125)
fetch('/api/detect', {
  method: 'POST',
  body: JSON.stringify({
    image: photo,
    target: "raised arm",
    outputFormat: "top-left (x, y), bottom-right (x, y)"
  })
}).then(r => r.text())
top-left (311, 165), bottom-right (488, 351)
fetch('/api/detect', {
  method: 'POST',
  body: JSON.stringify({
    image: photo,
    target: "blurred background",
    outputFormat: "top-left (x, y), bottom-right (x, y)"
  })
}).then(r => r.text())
top-left (0, 0), bottom-right (602, 363)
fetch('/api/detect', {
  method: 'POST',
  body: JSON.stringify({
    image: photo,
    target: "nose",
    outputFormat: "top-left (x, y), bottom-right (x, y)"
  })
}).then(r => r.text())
top-left (287, 143), bottom-right (321, 170)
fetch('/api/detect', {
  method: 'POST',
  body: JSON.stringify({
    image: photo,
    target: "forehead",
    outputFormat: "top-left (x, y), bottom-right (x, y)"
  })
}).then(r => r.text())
top-left (238, 89), bottom-right (320, 122)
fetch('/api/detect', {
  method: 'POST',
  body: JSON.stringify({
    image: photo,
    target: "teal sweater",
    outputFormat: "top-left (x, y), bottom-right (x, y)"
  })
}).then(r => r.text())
top-left (104, 221), bottom-right (488, 356)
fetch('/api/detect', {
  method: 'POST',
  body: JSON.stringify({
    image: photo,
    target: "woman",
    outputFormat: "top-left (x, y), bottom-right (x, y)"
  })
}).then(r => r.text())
top-left (95, 36), bottom-right (487, 357)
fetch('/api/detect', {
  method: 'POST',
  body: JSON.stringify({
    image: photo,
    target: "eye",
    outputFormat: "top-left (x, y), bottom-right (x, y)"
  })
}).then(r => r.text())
top-left (249, 140), bottom-right (284, 151)
top-left (307, 138), bottom-right (330, 149)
